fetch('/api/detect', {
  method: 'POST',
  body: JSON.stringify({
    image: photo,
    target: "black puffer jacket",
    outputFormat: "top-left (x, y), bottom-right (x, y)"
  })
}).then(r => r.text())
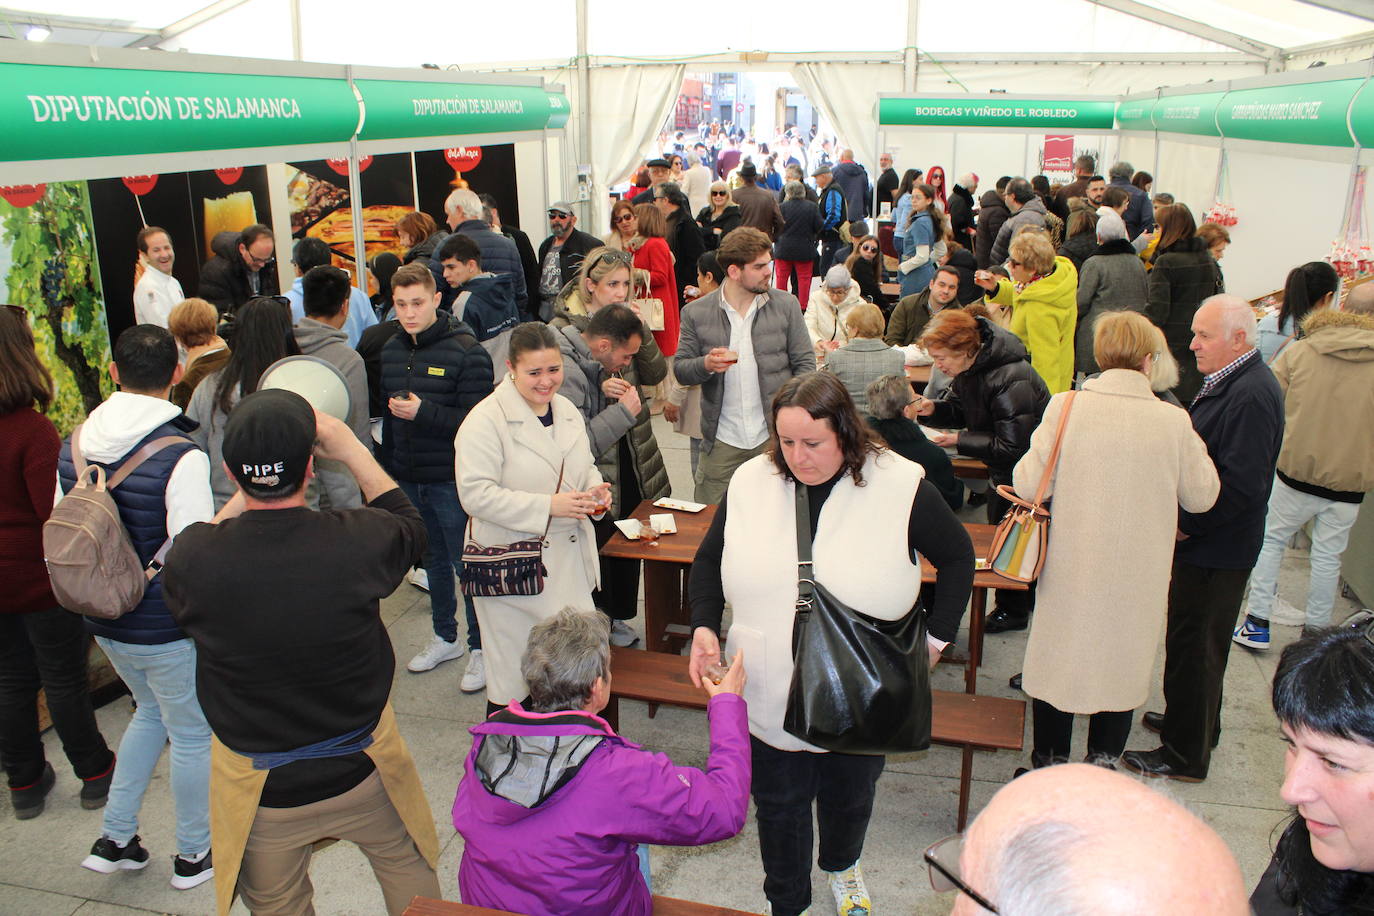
top-left (774, 198), bottom-right (823, 262)
top-left (379, 310), bottom-right (493, 483)
top-left (1057, 232), bottom-right (1098, 273)
top-left (403, 230), bottom-right (448, 265)
top-left (1145, 237), bottom-right (1224, 403)
top-left (923, 317), bottom-right (1049, 484)
top-left (974, 191), bottom-right (1010, 270)
top-left (697, 204), bottom-right (742, 251)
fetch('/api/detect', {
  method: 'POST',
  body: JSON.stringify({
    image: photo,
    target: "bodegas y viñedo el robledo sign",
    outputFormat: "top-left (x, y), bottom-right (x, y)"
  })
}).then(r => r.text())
top-left (0, 63), bottom-right (360, 161)
top-left (878, 97), bottom-right (1117, 130)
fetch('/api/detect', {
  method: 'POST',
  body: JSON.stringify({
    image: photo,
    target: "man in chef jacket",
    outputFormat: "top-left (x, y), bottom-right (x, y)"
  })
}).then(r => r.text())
top-left (133, 226), bottom-right (185, 328)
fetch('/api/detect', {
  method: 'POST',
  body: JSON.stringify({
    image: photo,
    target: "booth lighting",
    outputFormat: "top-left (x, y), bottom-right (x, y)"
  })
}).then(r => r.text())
top-left (25, 26), bottom-right (52, 42)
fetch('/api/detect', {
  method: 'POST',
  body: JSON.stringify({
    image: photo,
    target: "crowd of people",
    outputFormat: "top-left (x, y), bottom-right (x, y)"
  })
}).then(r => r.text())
top-left (2, 138), bottom-right (1374, 916)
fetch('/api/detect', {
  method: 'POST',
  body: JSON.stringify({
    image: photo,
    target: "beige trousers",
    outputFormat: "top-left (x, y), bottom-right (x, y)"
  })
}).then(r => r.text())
top-left (237, 771), bottom-right (440, 916)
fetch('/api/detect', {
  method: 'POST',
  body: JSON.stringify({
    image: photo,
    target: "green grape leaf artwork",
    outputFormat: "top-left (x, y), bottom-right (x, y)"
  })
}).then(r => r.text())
top-left (2, 181), bottom-right (113, 435)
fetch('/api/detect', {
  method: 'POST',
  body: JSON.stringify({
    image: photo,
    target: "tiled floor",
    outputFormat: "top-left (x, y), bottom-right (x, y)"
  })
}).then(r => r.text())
top-left (0, 415), bottom-right (1360, 915)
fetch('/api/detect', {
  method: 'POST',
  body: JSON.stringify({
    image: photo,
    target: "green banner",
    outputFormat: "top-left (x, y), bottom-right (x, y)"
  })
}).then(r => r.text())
top-left (0, 63), bottom-right (359, 162)
top-left (1152, 92), bottom-right (1225, 138)
top-left (545, 92), bottom-right (570, 130)
top-left (1115, 99), bottom-right (1155, 132)
top-left (1343, 81), bottom-right (1374, 147)
top-left (357, 80), bottom-right (556, 140)
top-left (878, 96), bottom-right (1116, 130)
top-left (1216, 79), bottom-right (1362, 148)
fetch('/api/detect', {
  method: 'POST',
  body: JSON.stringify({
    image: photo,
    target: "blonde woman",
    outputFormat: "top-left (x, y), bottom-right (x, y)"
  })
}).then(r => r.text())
top-left (695, 181), bottom-right (741, 251)
top-left (1012, 310), bottom-right (1217, 772)
top-left (974, 228), bottom-right (1078, 394)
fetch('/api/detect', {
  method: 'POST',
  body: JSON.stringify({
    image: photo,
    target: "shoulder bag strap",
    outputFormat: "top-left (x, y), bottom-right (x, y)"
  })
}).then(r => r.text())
top-left (1031, 390), bottom-right (1077, 508)
top-left (70, 423), bottom-right (87, 477)
top-left (544, 460), bottom-right (566, 538)
top-left (106, 436), bottom-right (196, 490)
top-left (794, 482), bottom-right (815, 604)
top-left (1267, 332), bottom-right (1296, 365)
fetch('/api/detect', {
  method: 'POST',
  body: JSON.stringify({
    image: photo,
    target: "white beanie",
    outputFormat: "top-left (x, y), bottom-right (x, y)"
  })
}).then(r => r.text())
top-left (1096, 206), bottom-right (1127, 242)
top-left (823, 265), bottom-right (851, 288)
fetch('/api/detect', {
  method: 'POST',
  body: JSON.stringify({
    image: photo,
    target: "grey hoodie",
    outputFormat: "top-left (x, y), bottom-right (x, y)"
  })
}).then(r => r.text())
top-left (293, 317), bottom-right (372, 509)
top-left (990, 195), bottom-right (1048, 267)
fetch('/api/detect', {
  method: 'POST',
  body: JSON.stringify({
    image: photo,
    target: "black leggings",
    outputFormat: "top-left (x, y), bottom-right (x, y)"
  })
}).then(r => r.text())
top-left (1031, 699), bottom-right (1132, 765)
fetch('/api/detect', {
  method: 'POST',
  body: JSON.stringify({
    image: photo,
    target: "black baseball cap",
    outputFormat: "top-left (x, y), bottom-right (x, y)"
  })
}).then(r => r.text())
top-left (222, 389), bottom-right (316, 498)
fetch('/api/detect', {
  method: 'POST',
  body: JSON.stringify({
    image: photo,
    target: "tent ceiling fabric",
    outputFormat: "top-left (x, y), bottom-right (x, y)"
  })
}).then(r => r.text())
top-left (7, 0), bottom-right (1374, 62)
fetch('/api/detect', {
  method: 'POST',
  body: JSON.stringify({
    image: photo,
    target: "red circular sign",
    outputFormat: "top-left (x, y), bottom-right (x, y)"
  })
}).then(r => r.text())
top-left (735, 102), bottom-right (744, 113)
top-left (325, 155), bottom-right (372, 176)
top-left (445, 147), bottom-right (483, 172)
top-left (122, 175), bottom-right (159, 196)
top-left (0, 184), bottom-right (46, 208)
top-left (214, 167), bottom-right (243, 185)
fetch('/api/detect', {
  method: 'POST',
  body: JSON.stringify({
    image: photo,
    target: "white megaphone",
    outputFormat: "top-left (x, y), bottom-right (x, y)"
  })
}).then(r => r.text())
top-left (258, 355), bottom-right (352, 422)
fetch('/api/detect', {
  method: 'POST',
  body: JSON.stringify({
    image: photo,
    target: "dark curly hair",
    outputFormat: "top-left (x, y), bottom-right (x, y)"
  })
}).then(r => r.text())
top-left (1269, 623), bottom-right (1374, 914)
top-left (768, 371), bottom-right (883, 487)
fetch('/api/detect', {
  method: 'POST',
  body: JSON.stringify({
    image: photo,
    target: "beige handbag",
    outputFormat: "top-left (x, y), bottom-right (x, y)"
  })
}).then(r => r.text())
top-left (631, 268), bottom-right (665, 331)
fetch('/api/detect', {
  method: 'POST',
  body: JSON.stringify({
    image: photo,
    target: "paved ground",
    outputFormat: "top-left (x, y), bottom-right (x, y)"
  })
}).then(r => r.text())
top-left (0, 414), bottom-right (1360, 915)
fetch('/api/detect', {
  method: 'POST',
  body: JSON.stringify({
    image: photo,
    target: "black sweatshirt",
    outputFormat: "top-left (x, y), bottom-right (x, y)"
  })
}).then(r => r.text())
top-left (688, 473), bottom-right (975, 644)
top-left (164, 487), bottom-right (426, 806)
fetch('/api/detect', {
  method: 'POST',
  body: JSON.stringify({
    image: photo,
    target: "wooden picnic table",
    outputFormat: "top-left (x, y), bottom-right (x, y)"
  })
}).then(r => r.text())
top-left (601, 504), bottom-right (1024, 693)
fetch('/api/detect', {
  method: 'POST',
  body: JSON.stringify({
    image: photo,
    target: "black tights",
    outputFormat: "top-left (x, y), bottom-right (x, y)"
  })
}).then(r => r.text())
top-left (1031, 699), bottom-right (1132, 766)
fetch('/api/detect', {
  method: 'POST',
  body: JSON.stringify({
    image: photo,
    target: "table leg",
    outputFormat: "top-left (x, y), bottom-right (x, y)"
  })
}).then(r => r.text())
top-left (957, 745), bottom-right (974, 830)
top-left (966, 588), bottom-right (987, 694)
top-left (642, 561), bottom-right (688, 653)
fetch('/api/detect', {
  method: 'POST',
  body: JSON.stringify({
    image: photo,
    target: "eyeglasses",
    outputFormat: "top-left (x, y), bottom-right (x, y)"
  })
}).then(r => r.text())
top-left (711, 190), bottom-right (728, 197)
top-left (925, 834), bottom-right (999, 913)
top-left (1341, 609), bottom-right (1374, 649)
top-left (614, 212), bottom-right (636, 224)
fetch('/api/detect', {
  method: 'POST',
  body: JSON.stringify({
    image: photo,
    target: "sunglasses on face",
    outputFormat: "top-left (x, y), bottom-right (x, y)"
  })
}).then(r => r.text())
top-left (548, 211), bottom-right (571, 219)
top-left (861, 245), bottom-right (878, 253)
top-left (614, 213), bottom-right (635, 224)
top-left (711, 191), bottom-right (728, 197)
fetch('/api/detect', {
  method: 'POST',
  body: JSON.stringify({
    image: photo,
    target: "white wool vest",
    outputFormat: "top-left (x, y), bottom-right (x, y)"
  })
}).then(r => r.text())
top-left (721, 451), bottom-right (923, 752)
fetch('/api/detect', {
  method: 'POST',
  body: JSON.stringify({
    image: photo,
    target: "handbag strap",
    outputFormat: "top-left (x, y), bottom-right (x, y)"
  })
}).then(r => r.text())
top-left (465, 459), bottom-right (565, 543)
top-left (794, 483), bottom-right (815, 605)
top-left (1030, 390), bottom-right (1078, 508)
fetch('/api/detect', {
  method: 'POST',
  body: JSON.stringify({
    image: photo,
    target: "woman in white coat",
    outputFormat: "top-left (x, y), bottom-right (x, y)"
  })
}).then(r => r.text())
top-left (806, 266), bottom-right (865, 361)
top-left (456, 323), bottom-right (610, 711)
top-left (1012, 311), bottom-right (1219, 773)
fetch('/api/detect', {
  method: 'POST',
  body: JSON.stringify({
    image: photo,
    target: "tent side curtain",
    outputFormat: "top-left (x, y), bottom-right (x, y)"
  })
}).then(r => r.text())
top-left (791, 62), bottom-right (904, 166)
top-left (580, 64), bottom-right (685, 234)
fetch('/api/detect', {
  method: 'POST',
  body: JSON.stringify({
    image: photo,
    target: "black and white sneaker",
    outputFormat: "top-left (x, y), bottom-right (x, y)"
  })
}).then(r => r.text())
top-left (81, 835), bottom-right (150, 874)
top-left (170, 849), bottom-right (213, 890)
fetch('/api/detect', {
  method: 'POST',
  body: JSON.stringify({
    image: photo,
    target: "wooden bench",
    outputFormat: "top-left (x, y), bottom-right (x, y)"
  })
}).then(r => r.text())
top-left (403, 894), bottom-right (755, 915)
top-left (605, 647), bottom-right (1024, 830)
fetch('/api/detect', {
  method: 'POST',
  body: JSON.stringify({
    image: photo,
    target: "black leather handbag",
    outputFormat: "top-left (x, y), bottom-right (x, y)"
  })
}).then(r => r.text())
top-left (782, 482), bottom-right (932, 755)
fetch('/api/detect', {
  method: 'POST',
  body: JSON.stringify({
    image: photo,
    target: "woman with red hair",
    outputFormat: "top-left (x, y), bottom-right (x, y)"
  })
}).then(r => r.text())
top-left (926, 166), bottom-right (948, 212)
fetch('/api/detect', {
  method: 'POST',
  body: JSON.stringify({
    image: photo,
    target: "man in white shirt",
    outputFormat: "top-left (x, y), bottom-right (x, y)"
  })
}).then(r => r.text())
top-left (675, 227), bottom-right (815, 505)
top-left (132, 227), bottom-right (184, 328)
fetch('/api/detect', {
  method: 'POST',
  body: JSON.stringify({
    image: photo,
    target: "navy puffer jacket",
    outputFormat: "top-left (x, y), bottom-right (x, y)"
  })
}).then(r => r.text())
top-left (429, 220), bottom-right (529, 316)
top-left (57, 419), bottom-right (199, 645)
top-left (379, 311), bottom-right (494, 483)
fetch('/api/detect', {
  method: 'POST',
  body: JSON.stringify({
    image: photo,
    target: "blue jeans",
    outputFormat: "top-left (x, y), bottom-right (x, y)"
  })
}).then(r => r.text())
top-left (94, 637), bottom-right (211, 856)
top-left (1245, 475), bottom-right (1361, 629)
top-left (397, 479), bottom-right (481, 649)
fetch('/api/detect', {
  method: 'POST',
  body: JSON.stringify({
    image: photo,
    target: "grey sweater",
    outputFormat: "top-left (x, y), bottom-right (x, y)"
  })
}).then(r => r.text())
top-left (674, 287), bottom-right (816, 452)
top-left (1074, 240), bottom-right (1149, 374)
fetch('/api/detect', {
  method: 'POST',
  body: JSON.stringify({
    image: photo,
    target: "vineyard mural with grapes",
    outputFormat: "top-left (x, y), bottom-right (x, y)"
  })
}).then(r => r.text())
top-left (1, 182), bottom-right (114, 435)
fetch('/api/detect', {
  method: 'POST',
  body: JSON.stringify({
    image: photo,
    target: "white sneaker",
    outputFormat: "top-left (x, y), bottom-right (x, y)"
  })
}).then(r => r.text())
top-left (407, 635), bottom-right (464, 673)
top-left (407, 568), bottom-right (429, 591)
top-left (826, 861), bottom-right (871, 916)
top-left (609, 620), bottom-right (640, 647)
top-left (461, 649), bottom-right (486, 693)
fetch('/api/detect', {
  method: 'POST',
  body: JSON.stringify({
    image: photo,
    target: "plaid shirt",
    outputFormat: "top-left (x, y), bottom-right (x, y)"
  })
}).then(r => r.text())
top-left (1191, 348), bottom-right (1259, 407)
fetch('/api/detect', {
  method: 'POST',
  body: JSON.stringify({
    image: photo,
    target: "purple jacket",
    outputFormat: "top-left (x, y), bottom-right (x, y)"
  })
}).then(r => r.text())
top-left (452, 695), bottom-right (750, 916)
